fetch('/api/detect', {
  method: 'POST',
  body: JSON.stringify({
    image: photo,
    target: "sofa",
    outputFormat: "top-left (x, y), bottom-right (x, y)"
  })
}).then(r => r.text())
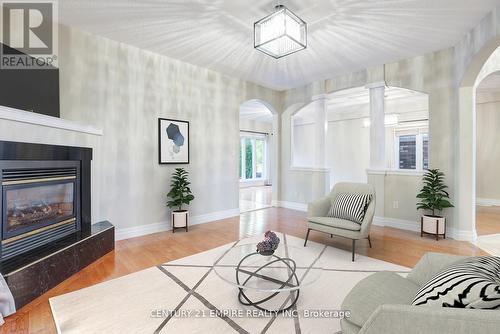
top-left (341, 252), bottom-right (500, 334)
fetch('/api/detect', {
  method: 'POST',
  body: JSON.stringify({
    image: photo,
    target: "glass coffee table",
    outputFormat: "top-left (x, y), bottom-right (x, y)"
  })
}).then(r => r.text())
top-left (213, 243), bottom-right (323, 313)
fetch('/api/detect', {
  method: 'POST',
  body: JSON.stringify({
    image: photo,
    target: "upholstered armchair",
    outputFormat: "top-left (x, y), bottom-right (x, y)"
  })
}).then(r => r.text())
top-left (304, 182), bottom-right (376, 261)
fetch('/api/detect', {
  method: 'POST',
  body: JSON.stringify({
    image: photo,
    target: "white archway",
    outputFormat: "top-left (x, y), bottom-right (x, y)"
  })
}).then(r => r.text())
top-left (458, 38), bottom-right (500, 240)
top-left (238, 99), bottom-right (280, 208)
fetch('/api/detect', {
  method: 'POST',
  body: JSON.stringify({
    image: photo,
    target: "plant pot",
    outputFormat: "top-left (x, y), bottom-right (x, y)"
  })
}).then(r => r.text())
top-left (421, 215), bottom-right (446, 240)
top-left (172, 210), bottom-right (189, 233)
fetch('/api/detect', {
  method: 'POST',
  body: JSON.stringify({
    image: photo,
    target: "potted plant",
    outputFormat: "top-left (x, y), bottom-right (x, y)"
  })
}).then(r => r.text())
top-left (416, 169), bottom-right (454, 240)
top-left (167, 168), bottom-right (194, 232)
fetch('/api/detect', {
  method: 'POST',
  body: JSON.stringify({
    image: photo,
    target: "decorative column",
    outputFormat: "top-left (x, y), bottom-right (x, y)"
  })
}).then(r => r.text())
top-left (312, 94), bottom-right (328, 167)
top-left (311, 94), bottom-right (330, 194)
top-left (367, 82), bottom-right (386, 169)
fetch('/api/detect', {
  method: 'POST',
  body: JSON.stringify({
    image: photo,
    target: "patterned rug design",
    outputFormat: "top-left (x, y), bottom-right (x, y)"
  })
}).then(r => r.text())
top-left (50, 233), bottom-right (409, 334)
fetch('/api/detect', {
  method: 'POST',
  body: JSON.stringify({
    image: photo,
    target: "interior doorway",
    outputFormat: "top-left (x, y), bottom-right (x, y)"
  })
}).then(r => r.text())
top-left (475, 71), bottom-right (500, 255)
top-left (239, 100), bottom-right (275, 213)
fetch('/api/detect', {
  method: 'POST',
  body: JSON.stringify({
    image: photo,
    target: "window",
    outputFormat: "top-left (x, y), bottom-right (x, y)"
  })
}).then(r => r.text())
top-left (395, 130), bottom-right (429, 170)
top-left (399, 135), bottom-right (416, 169)
top-left (422, 134), bottom-right (429, 170)
top-left (240, 133), bottom-right (267, 181)
top-left (255, 139), bottom-right (264, 178)
top-left (245, 138), bottom-right (253, 179)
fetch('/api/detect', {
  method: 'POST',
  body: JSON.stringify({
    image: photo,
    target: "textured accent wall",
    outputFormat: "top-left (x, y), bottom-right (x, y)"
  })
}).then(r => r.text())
top-left (57, 25), bottom-right (280, 230)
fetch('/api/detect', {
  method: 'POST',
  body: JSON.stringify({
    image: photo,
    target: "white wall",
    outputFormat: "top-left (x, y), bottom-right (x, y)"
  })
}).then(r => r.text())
top-left (292, 122), bottom-right (316, 167)
top-left (327, 118), bottom-right (370, 185)
top-left (288, 87), bottom-right (429, 198)
top-left (476, 100), bottom-right (500, 201)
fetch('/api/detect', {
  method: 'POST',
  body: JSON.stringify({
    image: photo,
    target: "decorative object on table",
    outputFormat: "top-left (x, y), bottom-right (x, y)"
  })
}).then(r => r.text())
top-left (214, 242), bottom-right (320, 314)
top-left (256, 230), bottom-right (280, 256)
top-left (417, 169), bottom-right (454, 241)
top-left (158, 118), bottom-right (189, 164)
top-left (167, 168), bottom-right (194, 232)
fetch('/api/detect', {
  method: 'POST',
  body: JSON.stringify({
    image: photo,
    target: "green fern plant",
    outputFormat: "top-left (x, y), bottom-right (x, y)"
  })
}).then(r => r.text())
top-left (416, 169), bottom-right (454, 216)
top-left (167, 168), bottom-right (194, 211)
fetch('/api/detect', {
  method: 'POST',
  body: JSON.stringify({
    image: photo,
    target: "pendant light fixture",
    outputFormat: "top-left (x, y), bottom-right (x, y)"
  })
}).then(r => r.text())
top-left (254, 3), bottom-right (307, 59)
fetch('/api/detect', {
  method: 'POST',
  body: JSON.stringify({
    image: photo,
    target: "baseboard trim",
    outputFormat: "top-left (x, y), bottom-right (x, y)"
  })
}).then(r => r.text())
top-left (275, 201), bottom-right (307, 212)
top-left (448, 228), bottom-right (478, 243)
top-left (476, 198), bottom-right (500, 207)
top-left (373, 216), bottom-right (477, 242)
top-left (373, 216), bottom-right (420, 232)
top-left (115, 208), bottom-right (240, 241)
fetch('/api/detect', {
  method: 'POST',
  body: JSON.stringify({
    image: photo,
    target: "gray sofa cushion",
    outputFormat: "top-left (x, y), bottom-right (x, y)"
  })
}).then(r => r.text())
top-left (341, 271), bottom-right (420, 328)
top-left (308, 217), bottom-right (361, 231)
top-left (340, 318), bottom-right (361, 334)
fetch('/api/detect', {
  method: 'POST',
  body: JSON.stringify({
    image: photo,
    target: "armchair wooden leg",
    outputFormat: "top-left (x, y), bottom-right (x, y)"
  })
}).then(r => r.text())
top-left (352, 239), bottom-right (356, 262)
top-left (330, 234), bottom-right (333, 238)
top-left (304, 228), bottom-right (311, 247)
top-left (367, 235), bottom-right (372, 248)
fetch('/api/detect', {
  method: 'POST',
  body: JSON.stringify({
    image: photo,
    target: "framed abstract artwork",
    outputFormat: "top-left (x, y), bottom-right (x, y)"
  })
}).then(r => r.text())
top-left (158, 118), bottom-right (190, 164)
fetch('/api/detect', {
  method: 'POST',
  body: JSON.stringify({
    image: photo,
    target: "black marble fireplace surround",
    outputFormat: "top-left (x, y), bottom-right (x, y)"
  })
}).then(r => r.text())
top-left (0, 141), bottom-right (114, 309)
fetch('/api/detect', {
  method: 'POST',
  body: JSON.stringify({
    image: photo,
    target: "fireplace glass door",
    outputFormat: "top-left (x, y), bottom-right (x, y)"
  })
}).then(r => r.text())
top-left (0, 160), bottom-right (81, 259)
top-left (4, 181), bottom-right (76, 239)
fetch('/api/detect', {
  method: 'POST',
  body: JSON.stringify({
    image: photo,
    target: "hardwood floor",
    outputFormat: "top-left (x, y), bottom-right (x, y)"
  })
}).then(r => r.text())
top-left (476, 206), bottom-right (500, 235)
top-left (2, 208), bottom-right (486, 334)
top-left (239, 186), bottom-right (272, 213)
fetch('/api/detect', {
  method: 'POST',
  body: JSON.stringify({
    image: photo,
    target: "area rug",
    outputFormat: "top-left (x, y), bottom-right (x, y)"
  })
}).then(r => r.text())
top-left (49, 233), bottom-right (409, 334)
top-left (476, 233), bottom-right (500, 256)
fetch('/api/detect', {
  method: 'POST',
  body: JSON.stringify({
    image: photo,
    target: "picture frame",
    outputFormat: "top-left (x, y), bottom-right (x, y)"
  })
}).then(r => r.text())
top-left (158, 118), bottom-right (190, 164)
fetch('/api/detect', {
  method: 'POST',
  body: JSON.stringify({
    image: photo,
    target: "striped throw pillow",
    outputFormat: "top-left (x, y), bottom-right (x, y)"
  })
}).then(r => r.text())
top-left (412, 256), bottom-right (500, 309)
top-left (327, 193), bottom-right (372, 224)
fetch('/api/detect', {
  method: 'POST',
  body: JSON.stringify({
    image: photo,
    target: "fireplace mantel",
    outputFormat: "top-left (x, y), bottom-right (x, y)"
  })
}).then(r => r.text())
top-left (0, 105), bottom-right (103, 136)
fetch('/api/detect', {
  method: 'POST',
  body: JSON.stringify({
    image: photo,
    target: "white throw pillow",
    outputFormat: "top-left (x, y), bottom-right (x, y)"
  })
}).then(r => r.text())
top-left (412, 256), bottom-right (500, 309)
top-left (327, 193), bottom-right (372, 224)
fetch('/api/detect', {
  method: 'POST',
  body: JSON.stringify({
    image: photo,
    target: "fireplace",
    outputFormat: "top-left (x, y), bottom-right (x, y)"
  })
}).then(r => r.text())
top-left (0, 140), bottom-right (114, 310)
top-left (0, 141), bottom-right (93, 261)
top-left (1, 161), bottom-right (81, 259)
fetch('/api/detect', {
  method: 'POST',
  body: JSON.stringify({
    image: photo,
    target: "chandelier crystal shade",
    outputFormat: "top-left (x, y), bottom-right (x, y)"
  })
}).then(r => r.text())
top-left (254, 5), bottom-right (307, 59)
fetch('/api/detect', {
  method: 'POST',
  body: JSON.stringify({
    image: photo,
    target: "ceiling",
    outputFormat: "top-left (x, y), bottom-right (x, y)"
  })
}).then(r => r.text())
top-left (293, 86), bottom-right (429, 124)
top-left (57, 0), bottom-right (500, 91)
top-left (326, 86), bottom-right (426, 110)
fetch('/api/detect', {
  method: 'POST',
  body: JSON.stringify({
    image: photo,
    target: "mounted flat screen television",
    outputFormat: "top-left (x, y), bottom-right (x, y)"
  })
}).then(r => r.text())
top-left (0, 43), bottom-right (60, 118)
